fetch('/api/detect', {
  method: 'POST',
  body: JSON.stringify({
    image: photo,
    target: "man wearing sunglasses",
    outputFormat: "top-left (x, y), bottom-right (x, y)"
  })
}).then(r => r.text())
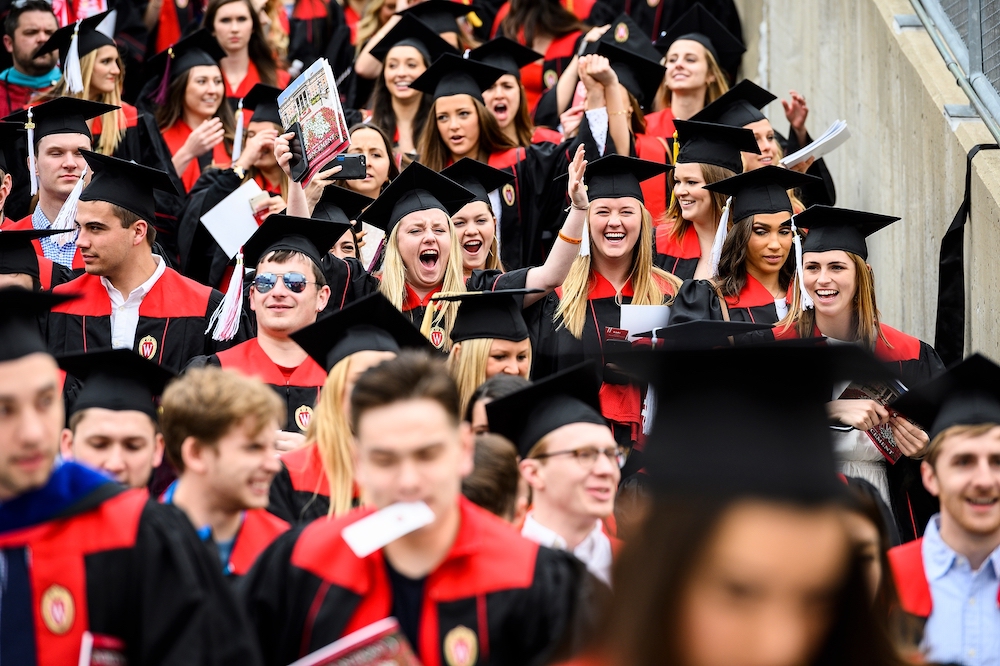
top-left (48, 152), bottom-right (250, 370)
top-left (487, 363), bottom-right (621, 587)
top-left (190, 215), bottom-right (346, 448)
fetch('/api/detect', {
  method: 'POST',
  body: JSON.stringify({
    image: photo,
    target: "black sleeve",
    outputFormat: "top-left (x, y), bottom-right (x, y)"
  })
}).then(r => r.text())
top-left (266, 463), bottom-right (297, 524)
top-left (129, 502), bottom-right (265, 666)
top-left (779, 128), bottom-right (837, 208)
top-left (184, 354), bottom-right (221, 372)
top-left (177, 168), bottom-right (243, 286)
top-left (669, 279), bottom-right (726, 323)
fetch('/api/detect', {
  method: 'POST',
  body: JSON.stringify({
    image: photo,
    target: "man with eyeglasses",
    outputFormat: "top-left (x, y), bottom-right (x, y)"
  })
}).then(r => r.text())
top-left (47, 151), bottom-right (250, 369)
top-left (189, 215), bottom-right (347, 449)
top-left (487, 363), bottom-right (621, 586)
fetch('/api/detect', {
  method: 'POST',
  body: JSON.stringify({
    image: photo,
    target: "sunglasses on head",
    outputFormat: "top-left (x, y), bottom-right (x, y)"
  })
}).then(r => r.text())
top-left (253, 272), bottom-right (316, 294)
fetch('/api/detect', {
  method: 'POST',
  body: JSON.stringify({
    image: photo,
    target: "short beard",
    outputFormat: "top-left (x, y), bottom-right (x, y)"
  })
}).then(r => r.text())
top-left (15, 53), bottom-right (55, 78)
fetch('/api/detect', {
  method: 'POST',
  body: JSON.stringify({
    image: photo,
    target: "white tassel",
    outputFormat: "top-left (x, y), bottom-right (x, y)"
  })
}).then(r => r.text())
top-left (52, 166), bottom-right (86, 246)
top-left (641, 384), bottom-right (657, 436)
top-left (65, 20), bottom-right (84, 94)
top-left (232, 103), bottom-right (245, 162)
top-left (580, 213), bottom-right (591, 257)
top-left (708, 196), bottom-right (731, 277)
top-left (26, 107), bottom-right (37, 196)
top-left (206, 251), bottom-right (244, 341)
top-left (791, 216), bottom-right (814, 310)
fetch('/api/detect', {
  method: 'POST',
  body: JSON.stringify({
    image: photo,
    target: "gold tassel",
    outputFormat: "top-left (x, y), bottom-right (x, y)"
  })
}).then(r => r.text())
top-left (668, 130), bottom-right (680, 210)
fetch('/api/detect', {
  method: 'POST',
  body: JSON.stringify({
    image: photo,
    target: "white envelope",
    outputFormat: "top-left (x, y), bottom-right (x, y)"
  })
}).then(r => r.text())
top-left (619, 304), bottom-right (671, 341)
top-left (200, 179), bottom-right (264, 259)
top-left (341, 501), bottom-right (435, 558)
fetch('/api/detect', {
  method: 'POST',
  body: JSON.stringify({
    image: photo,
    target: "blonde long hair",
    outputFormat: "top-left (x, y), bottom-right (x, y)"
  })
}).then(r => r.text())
top-left (378, 218), bottom-right (466, 348)
top-left (47, 48), bottom-right (126, 156)
top-left (778, 252), bottom-right (888, 350)
top-left (665, 162), bottom-right (735, 244)
top-left (654, 45), bottom-right (730, 112)
top-left (448, 337), bottom-right (531, 416)
top-left (555, 206), bottom-right (683, 338)
top-left (355, 0), bottom-right (390, 56)
top-left (302, 355), bottom-right (356, 517)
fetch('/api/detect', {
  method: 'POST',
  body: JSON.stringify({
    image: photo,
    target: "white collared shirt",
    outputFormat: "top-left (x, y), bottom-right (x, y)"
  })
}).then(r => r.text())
top-left (101, 256), bottom-right (166, 349)
top-left (521, 513), bottom-right (613, 586)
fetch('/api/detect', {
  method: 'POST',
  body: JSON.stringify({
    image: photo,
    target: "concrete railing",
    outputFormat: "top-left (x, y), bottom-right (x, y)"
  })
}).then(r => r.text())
top-left (734, 0), bottom-right (1000, 358)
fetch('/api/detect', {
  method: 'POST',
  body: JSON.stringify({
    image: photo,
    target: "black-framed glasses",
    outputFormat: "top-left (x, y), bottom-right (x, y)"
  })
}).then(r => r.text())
top-left (253, 272), bottom-right (316, 294)
top-left (533, 446), bottom-right (627, 469)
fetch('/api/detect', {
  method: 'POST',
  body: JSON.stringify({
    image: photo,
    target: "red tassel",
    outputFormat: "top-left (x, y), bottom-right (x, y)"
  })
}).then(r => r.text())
top-left (151, 47), bottom-right (173, 105)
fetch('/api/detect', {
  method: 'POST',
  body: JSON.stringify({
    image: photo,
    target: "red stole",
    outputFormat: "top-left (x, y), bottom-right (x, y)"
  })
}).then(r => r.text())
top-left (161, 120), bottom-right (232, 192)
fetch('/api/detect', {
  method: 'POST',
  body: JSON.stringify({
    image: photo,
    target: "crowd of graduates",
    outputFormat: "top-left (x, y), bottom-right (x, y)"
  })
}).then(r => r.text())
top-left (0, 0), bottom-right (999, 664)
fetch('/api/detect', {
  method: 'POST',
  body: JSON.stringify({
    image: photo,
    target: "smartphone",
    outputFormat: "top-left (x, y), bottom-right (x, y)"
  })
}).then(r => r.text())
top-left (285, 121), bottom-right (309, 182)
top-left (326, 153), bottom-right (367, 180)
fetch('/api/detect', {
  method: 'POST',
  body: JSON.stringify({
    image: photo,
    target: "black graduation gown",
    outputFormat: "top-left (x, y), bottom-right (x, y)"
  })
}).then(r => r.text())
top-left (652, 221), bottom-right (701, 279)
top-left (190, 338), bottom-right (329, 433)
top-left (268, 442), bottom-right (335, 524)
top-left (0, 462), bottom-right (262, 666)
top-left (669, 276), bottom-right (785, 325)
top-left (47, 266), bottom-right (250, 369)
top-left (241, 496), bottom-right (599, 666)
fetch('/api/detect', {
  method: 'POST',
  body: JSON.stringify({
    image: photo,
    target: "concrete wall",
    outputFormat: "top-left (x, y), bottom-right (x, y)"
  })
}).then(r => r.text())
top-left (731, 0), bottom-right (1000, 358)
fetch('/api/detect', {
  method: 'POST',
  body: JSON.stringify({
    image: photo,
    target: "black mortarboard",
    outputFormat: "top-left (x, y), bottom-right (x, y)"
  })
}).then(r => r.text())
top-left (0, 122), bottom-right (20, 172)
top-left (440, 158), bottom-right (514, 205)
top-left (313, 186), bottom-right (374, 225)
top-left (0, 229), bottom-right (61, 278)
top-left (631, 345), bottom-right (890, 502)
top-left (594, 41), bottom-right (664, 108)
top-left (704, 166), bottom-right (822, 220)
top-left (568, 154), bottom-right (672, 203)
top-left (432, 289), bottom-right (539, 342)
top-left (795, 205), bottom-right (899, 261)
top-left (360, 161), bottom-right (474, 234)
top-left (243, 214), bottom-right (352, 268)
top-left (487, 363), bottom-right (607, 458)
top-left (240, 83), bottom-right (282, 126)
top-left (692, 79), bottom-right (776, 127)
top-left (291, 292), bottom-right (435, 371)
top-left (467, 37), bottom-right (540, 78)
top-left (410, 52), bottom-right (504, 103)
top-left (398, 0), bottom-right (471, 34)
top-left (79, 151), bottom-right (180, 223)
top-left (146, 29), bottom-right (226, 105)
top-left (891, 353), bottom-right (1000, 440)
top-left (4, 97), bottom-right (117, 143)
top-left (369, 14), bottom-right (457, 64)
top-left (59, 349), bottom-right (176, 421)
top-left (674, 119), bottom-right (759, 173)
top-left (34, 10), bottom-right (116, 64)
top-left (0, 287), bottom-right (76, 362)
top-left (629, 320), bottom-right (772, 348)
top-left (654, 3), bottom-right (746, 78)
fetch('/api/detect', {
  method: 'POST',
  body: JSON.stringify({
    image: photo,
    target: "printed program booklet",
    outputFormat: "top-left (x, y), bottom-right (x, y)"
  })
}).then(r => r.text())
top-left (780, 119), bottom-right (851, 168)
top-left (289, 617), bottom-right (422, 666)
top-left (837, 377), bottom-right (909, 464)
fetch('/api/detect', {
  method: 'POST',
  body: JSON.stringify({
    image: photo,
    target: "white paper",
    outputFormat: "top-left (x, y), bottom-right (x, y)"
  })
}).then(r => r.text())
top-left (200, 180), bottom-right (264, 259)
top-left (780, 120), bottom-right (851, 167)
top-left (360, 221), bottom-right (385, 272)
top-left (619, 304), bottom-right (671, 341)
top-left (341, 501), bottom-right (435, 558)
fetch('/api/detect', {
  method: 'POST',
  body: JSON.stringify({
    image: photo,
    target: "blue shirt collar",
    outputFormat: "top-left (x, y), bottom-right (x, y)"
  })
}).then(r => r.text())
top-left (923, 513), bottom-right (1000, 578)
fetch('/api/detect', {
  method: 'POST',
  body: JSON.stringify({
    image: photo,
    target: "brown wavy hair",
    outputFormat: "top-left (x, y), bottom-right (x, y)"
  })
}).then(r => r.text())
top-left (499, 0), bottom-right (584, 48)
top-left (417, 96), bottom-right (516, 172)
top-left (154, 67), bottom-right (237, 148)
top-left (203, 0), bottom-right (280, 86)
top-left (715, 213), bottom-right (795, 299)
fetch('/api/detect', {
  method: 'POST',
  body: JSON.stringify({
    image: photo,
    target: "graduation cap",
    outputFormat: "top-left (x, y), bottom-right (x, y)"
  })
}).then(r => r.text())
top-left (242, 214), bottom-right (352, 269)
top-left (594, 41), bottom-right (664, 108)
top-left (704, 166), bottom-right (822, 220)
top-left (0, 121), bottom-right (21, 172)
top-left (593, 14), bottom-right (662, 63)
top-left (674, 119), bottom-right (759, 173)
top-left (33, 11), bottom-right (117, 94)
top-left (290, 292), bottom-right (435, 371)
top-left (630, 344), bottom-right (891, 502)
top-left (692, 79), bottom-right (776, 127)
top-left (891, 353), bottom-right (1000, 440)
top-left (431, 288), bottom-right (540, 342)
top-left (654, 3), bottom-right (746, 79)
top-left (795, 205), bottom-right (899, 261)
top-left (486, 363), bottom-right (606, 458)
top-left (410, 52), bottom-right (505, 103)
top-left (397, 0), bottom-right (472, 35)
top-left (0, 287), bottom-right (76, 363)
top-left (359, 161), bottom-right (474, 235)
top-left (466, 37), bottom-right (540, 78)
top-left (313, 186), bottom-right (374, 225)
top-left (570, 154), bottom-right (672, 203)
top-left (629, 320), bottom-right (773, 349)
top-left (79, 151), bottom-right (180, 224)
top-left (4, 97), bottom-right (119, 197)
top-left (0, 229), bottom-right (62, 279)
top-left (368, 14), bottom-right (457, 64)
top-left (58, 349), bottom-right (176, 421)
top-left (146, 29), bottom-right (226, 105)
top-left (440, 158), bottom-right (514, 205)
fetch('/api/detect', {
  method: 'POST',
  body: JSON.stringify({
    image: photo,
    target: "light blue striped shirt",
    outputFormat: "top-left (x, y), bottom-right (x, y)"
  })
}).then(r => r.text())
top-left (921, 514), bottom-right (1000, 666)
top-left (31, 206), bottom-right (78, 268)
